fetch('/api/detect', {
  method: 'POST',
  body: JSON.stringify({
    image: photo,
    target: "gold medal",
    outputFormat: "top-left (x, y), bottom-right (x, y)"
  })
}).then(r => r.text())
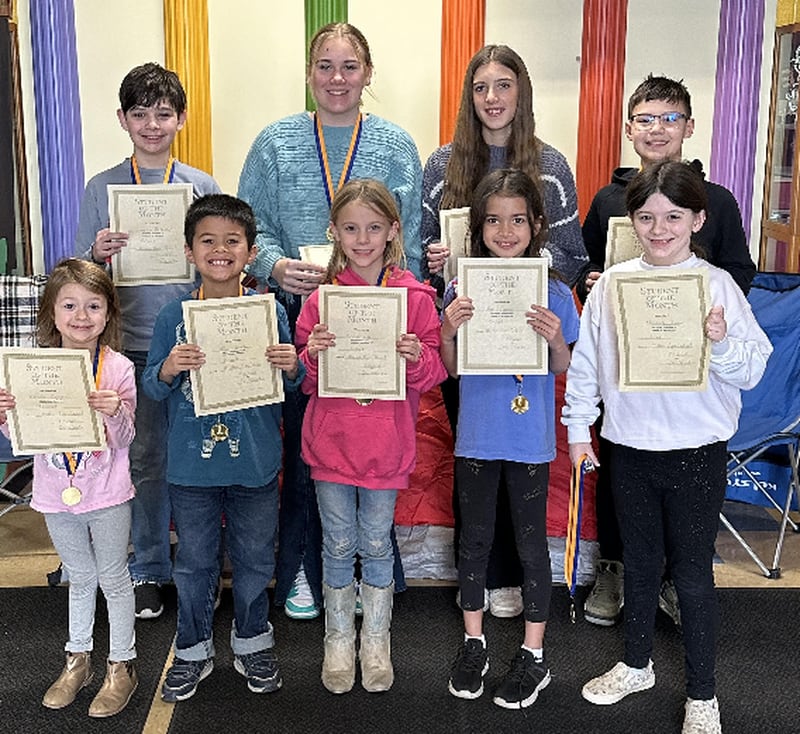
top-left (61, 485), bottom-right (83, 507)
top-left (511, 395), bottom-right (530, 415)
top-left (210, 422), bottom-right (229, 442)
top-left (355, 398), bottom-right (374, 407)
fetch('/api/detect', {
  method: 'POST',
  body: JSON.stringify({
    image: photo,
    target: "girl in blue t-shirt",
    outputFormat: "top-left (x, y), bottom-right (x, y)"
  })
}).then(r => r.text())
top-left (440, 168), bottom-right (579, 709)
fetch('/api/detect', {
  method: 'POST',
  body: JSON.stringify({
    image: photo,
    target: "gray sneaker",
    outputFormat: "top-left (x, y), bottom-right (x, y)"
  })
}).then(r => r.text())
top-left (658, 579), bottom-right (682, 629)
top-left (583, 560), bottom-right (624, 626)
top-left (683, 696), bottom-right (721, 734)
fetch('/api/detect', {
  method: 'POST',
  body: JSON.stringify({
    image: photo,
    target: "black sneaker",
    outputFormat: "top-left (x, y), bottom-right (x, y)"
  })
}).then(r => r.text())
top-left (448, 638), bottom-right (489, 699)
top-left (161, 658), bottom-right (214, 702)
top-left (234, 649), bottom-right (283, 693)
top-left (134, 582), bottom-right (163, 619)
top-left (492, 649), bottom-right (551, 709)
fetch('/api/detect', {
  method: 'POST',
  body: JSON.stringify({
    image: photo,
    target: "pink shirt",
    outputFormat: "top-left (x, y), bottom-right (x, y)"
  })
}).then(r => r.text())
top-left (2, 347), bottom-right (137, 514)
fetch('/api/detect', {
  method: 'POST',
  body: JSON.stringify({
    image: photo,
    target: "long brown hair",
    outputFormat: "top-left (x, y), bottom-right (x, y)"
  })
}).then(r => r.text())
top-left (37, 259), bottom-right (122, 351)
top-left (442, 45), bottom-right (542, 210)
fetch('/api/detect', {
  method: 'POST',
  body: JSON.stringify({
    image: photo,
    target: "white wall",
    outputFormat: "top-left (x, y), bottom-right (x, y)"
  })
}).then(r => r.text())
top-left (12, 0), bottom-right (777, 270)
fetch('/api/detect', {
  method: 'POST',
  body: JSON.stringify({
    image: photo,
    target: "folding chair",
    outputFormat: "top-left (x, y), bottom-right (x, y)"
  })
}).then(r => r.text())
top-left (0, 273), bottom-right (47, 518)
top-left (720, 272), bottom-right (800, 578)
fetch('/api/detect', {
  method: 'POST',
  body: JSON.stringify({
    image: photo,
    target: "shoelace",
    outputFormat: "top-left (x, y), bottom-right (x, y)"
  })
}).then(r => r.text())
top-left (592, 564), bottom-right (620, 597)
top-left (456, 642), bottom-right (486, 671)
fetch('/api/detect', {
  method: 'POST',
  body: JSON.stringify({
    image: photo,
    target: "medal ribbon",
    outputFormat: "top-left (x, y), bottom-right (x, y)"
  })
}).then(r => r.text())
top-left (62, 345), bottom-right (105, 482)
top-left (130, 155), bottom-right (176, 184)
top-left (564, 454), bottom-right (592, 622)
top-left (313, 113), bottom-right (363, 208)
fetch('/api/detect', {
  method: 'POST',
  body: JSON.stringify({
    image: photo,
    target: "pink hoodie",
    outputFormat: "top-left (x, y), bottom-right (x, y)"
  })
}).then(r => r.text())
top-left (296, 266), bottom-right (447, 490)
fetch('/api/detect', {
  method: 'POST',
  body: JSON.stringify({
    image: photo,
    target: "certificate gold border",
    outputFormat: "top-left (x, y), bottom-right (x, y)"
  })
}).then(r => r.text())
top-left (0, 348), bottom-right (106, 455)
top-left (318, 285), bottom-right (407, 401)
top-left (612, 269), bottom-right (710, 392)
top-left (604, 216), bottom-right (643, 269)
top-left (182, 294), bottom-right (283, 415)
top-left (108, 183), bottom-right (195, 286)
top-left (456, 258), bottom-right (549, 375)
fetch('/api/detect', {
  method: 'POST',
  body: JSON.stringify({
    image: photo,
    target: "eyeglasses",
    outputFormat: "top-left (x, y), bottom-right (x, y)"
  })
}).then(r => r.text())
top-left (629, 112), bottom-right (687, 129)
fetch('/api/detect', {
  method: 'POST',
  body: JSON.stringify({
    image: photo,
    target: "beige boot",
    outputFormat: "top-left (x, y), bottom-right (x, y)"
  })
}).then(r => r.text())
top-left (322, 582), bottom-right (357, 694)
top-left (359, 582), bottom-right (394, 692)
top-left (88, 659), bottom-right (138, 718)
top-left (42, 652), bottom-right (93, 709)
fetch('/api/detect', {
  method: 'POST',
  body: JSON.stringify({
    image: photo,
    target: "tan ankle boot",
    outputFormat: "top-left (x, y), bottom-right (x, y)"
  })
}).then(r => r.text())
top-left (88, 660), bottom-right (138, 718)
top-left (359, 582), bottom-right (394, 692)
top-left (42, 652), bottom-right (93, 709)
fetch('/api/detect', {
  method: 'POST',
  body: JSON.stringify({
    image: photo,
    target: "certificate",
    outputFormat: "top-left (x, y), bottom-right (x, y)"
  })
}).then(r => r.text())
top-left (318, 285), bottom-right (407, 401)
top-left (456, 258), bottom-right (549, 375)
top-left (182, 294), bottom-right (283, 416)
top-left (108, 183), bottom-right (194, 286)
top-left (299, 244), bottom-right (334, 268)
top-left (439, 207), bottom-right (471, 285)
top-left (604, 216), bottom-right (643, 268)
top-left (0, 348), bottom-right (106, 455)
top-left (611, 269), bottom-right (710, 391)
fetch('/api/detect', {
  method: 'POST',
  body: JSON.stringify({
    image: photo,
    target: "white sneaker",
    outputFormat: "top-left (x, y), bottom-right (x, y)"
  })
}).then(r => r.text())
top-left (285, 568), bottom-right (319, 619)
top-left (683, 697), bottom-right (721, 734)
top-left (582, 660), bottom-right (655, 705)
top-left (488, 587), bottom-right (523, 618)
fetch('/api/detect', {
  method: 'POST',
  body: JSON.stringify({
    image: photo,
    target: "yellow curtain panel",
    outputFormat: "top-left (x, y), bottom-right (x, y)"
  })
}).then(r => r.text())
top-left (439, 0), bottom-right (485, 145)
top-left (777, 0), bottom-right (800, 26)
top-left (163, 0), bottom-right (213, 175)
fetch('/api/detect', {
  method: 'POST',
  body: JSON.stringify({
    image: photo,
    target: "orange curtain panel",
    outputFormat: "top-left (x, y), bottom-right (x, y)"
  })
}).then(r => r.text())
top-left (439, 0), bottom-right (485, 145)
top-left (575, 0), bottom-right (628, 221)
top-left (163, 0), bottom-right (213, 174)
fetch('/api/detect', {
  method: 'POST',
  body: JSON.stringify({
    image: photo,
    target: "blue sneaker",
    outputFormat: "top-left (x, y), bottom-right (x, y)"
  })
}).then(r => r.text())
top-left (234, 649), bottom-right (283, 693)
top-left (285, 569), bottom-right (320, 620)
top-left (161, 658), bottom-right (213, 702)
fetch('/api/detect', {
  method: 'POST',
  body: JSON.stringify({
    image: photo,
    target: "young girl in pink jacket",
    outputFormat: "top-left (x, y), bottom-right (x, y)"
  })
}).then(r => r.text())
top-left (295, 179), bottom-right (446, 695)
top-left (0, 259), bottom-right (137, 718)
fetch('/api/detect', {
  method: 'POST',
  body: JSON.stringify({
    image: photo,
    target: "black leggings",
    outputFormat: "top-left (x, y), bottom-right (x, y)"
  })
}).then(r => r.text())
top-left (609, 441), bottom-right (727, 700)
top-left (456, 457), bottom-right (551, 623)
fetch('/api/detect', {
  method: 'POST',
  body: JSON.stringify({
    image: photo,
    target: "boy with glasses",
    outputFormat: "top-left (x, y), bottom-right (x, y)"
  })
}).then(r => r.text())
top-left (577, 75), bottom-right (756, 628)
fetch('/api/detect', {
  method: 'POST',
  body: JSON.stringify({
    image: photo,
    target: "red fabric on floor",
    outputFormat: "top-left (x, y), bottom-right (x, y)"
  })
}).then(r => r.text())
top-left (395, 374), bottom-right (597, 540)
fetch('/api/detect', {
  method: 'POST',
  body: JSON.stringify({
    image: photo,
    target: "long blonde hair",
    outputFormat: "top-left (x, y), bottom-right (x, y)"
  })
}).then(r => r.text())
top-left (325, 179), bottom-right (406, 282)
top-left (442, 45), bottom-right (542, 210)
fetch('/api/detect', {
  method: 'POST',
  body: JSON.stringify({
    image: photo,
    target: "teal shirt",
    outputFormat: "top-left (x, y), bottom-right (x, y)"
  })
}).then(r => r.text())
top-left (238, 112), bottom-right (423, 287)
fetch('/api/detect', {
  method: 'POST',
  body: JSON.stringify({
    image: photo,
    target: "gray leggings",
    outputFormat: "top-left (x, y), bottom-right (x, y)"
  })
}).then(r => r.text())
top-left (45, 501), bottom-right (136, 662)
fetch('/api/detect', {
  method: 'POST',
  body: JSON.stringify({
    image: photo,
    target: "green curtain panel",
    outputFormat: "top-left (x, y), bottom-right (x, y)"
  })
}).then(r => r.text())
top-left (304, 0), bottom-right (348, 111)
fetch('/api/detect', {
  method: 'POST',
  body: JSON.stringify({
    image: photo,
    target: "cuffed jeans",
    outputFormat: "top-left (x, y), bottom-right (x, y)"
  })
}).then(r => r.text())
top-left (609, 441), bottom-right (727, 700)
top-left (169, 481), bottom-right (278, 660)
top-left (127, 350), bottom-right (172, 584)
top-left (45, 502), bottom-right (136, 662)
top-left (315, 481), bottom-right (397, 590)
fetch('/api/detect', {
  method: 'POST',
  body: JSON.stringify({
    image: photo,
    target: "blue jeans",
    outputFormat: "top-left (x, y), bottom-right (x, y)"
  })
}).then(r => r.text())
top-left (315, 481), bottom-right (397, 589)
top-left (169, 481), bottom-right (279, 660)
top-left (127, 350), bottom-right (172, 584)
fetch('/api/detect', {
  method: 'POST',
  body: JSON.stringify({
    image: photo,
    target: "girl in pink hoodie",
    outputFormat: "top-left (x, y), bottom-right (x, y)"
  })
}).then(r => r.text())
top-left (295, 179), bottom-right (446, 695)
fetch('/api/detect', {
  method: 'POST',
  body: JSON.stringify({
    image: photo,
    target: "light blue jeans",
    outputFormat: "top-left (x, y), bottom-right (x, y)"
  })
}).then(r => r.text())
top-left (126, 350), bottom-right (172, 584)
top-left (315, 481), bottom-right (397, 589)
top-left (45, 502), bottom-right (136, 662)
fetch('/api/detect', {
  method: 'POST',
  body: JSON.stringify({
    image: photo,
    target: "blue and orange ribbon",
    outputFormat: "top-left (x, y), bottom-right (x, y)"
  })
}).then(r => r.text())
top-left (130, 155), bottom-right (176, 184)
top-left (565, 453), bottom-right (594, 622)
top-left (313, 112), bottom-right (363, 208)
top-left (62, 344), bottom-right (105, 479)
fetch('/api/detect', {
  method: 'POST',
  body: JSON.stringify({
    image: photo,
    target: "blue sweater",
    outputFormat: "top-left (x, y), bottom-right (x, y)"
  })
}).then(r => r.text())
top-left (142, 291), bottom-right (303, 487)
top-left (238, 112), bottom-right (423, 285)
